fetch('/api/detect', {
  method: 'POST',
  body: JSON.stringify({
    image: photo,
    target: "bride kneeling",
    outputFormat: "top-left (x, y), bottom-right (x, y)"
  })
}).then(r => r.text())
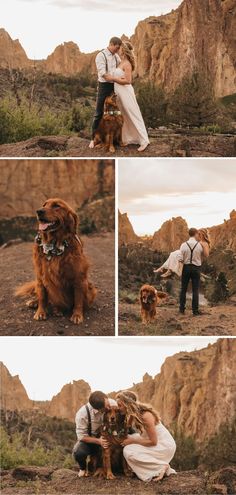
top-left (116, 391), bottom-right (176, 482)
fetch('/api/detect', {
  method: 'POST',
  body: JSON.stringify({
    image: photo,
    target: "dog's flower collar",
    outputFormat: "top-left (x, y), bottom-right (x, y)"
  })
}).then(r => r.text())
top-left (104, 110), bottom-right (122, 116)
top-left (35, 233), bottom-right (69, 261)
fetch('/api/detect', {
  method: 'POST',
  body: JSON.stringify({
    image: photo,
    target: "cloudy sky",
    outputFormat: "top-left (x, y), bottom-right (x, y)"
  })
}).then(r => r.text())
top-left (0, 337), bottom-right (217, 401)
top-left (118, 159), bottom-right (236, 235)
top-left (2, 0), bottom-right (181, 58)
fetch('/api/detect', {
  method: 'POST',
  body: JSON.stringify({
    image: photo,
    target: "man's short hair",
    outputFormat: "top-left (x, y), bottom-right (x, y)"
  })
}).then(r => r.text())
top-left (109, 37), bottom-right (122, 47)
top-left (89, 391), bottom-right (107, 410)
top-left (189, 228), bottom-right (198, 237)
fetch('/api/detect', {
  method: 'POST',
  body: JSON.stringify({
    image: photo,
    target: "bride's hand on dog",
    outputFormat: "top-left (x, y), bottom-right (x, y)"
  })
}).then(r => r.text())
top-left (121, 438), bottom-right (134, 447)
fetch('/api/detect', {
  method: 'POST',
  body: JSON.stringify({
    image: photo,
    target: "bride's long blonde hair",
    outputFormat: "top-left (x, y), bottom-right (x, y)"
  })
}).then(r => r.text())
top-left (116, 391), bottom-right (160, 432)
top-left (121, 41), bottom-right (135, 71)
top-left (198, 228), bottom-right (211, 247)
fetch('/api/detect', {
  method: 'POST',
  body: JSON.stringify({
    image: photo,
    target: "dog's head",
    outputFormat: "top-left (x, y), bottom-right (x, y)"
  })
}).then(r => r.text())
top-left (103, 408), bottom-right (127, 436)
top-left (104, 93), bottom-right (118, 112)
top-left (36, 198), bottom-right (78, 236)
top-left (140, 284), bottom-right (157, 305)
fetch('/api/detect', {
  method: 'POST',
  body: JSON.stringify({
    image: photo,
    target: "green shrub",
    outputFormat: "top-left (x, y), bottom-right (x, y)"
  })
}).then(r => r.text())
top-left (70, 103), bottom-right (93, 132)
top-left (136, 81), bottom-right (167, 128)
top-left (200, 417), bottom-right (236, 470)
top-left (171, 427), bottom-right (199, 471)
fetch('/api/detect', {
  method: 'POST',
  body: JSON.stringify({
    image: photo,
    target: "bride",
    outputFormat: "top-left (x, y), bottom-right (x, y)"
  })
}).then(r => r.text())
top-left (154, 229), bottom-right (211, 278)
top-left (105, 42), bottom-right (150, 152)
top-left (116, 391), bottom-right (176, 482)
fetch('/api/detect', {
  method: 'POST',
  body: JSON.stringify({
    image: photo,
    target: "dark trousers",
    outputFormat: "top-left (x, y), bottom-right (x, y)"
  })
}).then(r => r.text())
top-left (179, 264), bottom-right (201, 313)
top-left (73, 441), bottom-right (101, 470)
top-left (92, 82), bottom-right (114, 137)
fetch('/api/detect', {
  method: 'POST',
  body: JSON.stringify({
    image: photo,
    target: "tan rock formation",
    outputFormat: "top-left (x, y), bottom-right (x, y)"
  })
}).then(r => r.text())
top-left (0, 362), bottom-right (32, 411)
top-left (132, 0), bottom-right (236, 97)
top-left (130, 339), bottom-right (236, 442)
top-left (209, 210), bottom-right (236, 251)
top-left (152, 217), bottom-right (188, 252)
top-left (43, 42), bottom-right (96, 76)
top-left (119, 211), bottom-right (139, 245)
top-left (0, 159), bottom-right (115, 218)
top-left (46, 380), bottom-right (91, 422)
top-left (0, 28), bottom-right (30, 69)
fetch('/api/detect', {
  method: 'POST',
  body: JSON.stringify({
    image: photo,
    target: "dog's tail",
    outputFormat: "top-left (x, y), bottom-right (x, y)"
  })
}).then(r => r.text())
top-left (156, 290), bottom-right (168, 300)
top-left (15, 281), bottom-right (36, 298)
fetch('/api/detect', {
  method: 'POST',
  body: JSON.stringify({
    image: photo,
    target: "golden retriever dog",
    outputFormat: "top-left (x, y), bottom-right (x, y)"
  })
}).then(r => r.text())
top-left (140, 284), bottom-right (168, 324)
top-left (15, 198), bottom-right (97, 325)
top-left (94, 408), bottom-right (129, 480)
top-left (94, 93), bottom-right (124, 153)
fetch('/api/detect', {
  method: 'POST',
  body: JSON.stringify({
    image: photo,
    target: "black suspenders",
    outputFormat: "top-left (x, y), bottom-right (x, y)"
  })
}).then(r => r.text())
top-left (186, 242), bottom-right (199, 264)
top-left (102, 50), bottom-right (118, 72)
top-left (85, 405), bottom-right (92, 437)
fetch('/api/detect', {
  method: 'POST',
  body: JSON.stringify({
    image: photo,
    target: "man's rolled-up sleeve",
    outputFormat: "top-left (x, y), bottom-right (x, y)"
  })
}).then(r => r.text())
top-left (177, 245), bottom-right (184, 263)
top-left (75, 409), bottom-right (88, 441)
top-left (96, 53), bottom-right (106, 79)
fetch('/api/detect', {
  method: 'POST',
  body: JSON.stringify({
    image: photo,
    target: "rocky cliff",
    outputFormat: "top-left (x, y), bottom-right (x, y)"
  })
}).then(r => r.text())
top-left (119, 211), bottom-right (140, 246)
top-left (130, 338), bottom-right (236, 442)
top-left (0, 159), bottom-right (114, 218)
top-left (1, 339), bottom-right (236, 441)
top-left (151, 216), bottom-right (189, 252)
top-left (0, 362), bottom-right (33, 411)
top-left (0, 28), bottom-right (30, 69)
top-left (132, 0), bottom-right (236, 97)
top-left (1, 0), bottom-right (235, 96)
top-left (46, 380), bottom-right (91, 422)
top-left (209, 210), bottom-right (236, 251)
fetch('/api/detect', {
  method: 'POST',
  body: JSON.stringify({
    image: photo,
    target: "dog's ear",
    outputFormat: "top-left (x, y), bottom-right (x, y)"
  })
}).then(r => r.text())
top-left (68, 209), bottom-right (78, 234)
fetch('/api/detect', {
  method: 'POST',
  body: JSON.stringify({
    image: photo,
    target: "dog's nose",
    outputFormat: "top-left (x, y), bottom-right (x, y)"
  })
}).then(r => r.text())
top-left (36, 209), bottom-right (44, 216)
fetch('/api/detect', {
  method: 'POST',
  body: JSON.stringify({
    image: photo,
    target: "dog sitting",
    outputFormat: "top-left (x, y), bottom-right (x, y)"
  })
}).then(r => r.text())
top-left (94, 93), bottom-right (124, 153)
top-left (140, 284), bottom-right (168, 324)
top-left (15, 198), bottom-right (97, 325)
top-left (94, 408), bottom-right (129, 480)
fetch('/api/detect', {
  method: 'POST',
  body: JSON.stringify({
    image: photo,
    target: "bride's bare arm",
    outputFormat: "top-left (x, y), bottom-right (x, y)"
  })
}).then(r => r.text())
top-left (201, 241), bottom-right (210, 258)
top-left (104, 63), bottom-right (132, 85)
top-left (122, 412), bottom-right (157, 447)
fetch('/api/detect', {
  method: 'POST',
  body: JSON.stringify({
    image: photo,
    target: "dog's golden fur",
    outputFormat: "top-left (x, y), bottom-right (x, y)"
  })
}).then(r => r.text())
top-left (140, 284), bottom-right (168, 324)
top-left (94, 94), bottom-right (124, 153)
top-left (15, 198), bottom-right (97, 325)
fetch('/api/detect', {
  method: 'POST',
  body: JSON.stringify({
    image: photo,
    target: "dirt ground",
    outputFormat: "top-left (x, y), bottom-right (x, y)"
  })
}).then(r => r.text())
top-left (119, 299), bottom-right (236, 336)
top-left (0, 133), bottom-right (235, 157)
top-left (1, 469), bottom-right (208, 495)
top-left (0, 233), bottom-right (115, 336)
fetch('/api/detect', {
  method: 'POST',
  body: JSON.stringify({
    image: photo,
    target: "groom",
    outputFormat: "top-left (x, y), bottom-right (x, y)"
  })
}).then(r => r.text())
top-left (89, 37), bottom-right (122, 149)
top-left (73, 390), bottom-right (117, 477)
top-left (178, 228), bottom-right (209, 316)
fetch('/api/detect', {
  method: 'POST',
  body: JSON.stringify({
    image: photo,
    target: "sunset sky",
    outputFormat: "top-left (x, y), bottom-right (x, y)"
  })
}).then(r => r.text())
top-left (1, 0), bottom-right (181, 58)
top-left (118, 159), bottom-right (236, 236)
top-left (0, 337), bottom-right (217, 401)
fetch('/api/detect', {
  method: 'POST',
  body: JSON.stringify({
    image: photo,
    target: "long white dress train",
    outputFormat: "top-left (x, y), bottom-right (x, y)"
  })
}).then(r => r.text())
top-left (113, 68), bottom-right (149, 146)
top-left (161, 250), bottom-right (183, 277)
top-left (123, 422), bottom-right (176, 482)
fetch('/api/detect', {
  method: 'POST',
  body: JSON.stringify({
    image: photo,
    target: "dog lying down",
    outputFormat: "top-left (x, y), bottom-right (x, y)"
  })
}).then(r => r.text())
top-left (140, 284), bottom-right (168, 324)
top-left (15, 198), bottom-right (97, 325)
top-left (94, 93), bottom-right (124, 153)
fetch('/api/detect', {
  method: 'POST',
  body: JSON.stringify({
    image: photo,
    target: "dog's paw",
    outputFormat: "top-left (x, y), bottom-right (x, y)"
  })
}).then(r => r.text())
top-left (109, 146), bottom-right (115, 153)
top-left (106, 472), bottom-right (116, 480)
top-left (26, 298), bottom-right (38, 309)
top-left (34, 309), bottom-right (47, 321)
top-left (70, 312), bottom-right (84, 325)
top-left (93, 468), bottom-right (105, 478)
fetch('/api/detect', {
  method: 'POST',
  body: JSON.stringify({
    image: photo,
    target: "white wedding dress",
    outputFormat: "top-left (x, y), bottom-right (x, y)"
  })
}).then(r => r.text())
top-left (113, 68), bottom-right (149, 147)
top-left (123, 422), bottom-right (176, 482)
top-left (161, 250), bottom-right (183, 277)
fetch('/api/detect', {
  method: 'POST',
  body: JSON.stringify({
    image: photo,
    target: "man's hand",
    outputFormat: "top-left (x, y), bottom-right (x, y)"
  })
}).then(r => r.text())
top-left (99, 436), bottom-right (110, 449)
top-left (104, 73), bottom-right (114, 82)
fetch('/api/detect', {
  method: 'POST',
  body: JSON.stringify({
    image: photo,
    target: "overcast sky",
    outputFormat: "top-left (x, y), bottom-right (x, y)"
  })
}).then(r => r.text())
top-left (1, 0), bottom-right (181, 58)
top-left (118, 159), bottom-right (236, 235)
top-left (0, 337), bottom-right (217, 401)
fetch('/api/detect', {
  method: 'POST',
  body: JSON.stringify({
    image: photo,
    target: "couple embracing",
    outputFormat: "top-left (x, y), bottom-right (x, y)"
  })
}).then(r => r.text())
top-left (154, 228), bottom-right (210, 316)
top-left (89, 37), bottom-right (149, 152)
top-left (73, 390), bottom-right (176, 482)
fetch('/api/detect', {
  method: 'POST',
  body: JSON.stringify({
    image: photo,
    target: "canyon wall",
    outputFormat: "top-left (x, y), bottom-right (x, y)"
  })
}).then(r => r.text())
top-left (1, 339), bottom-right (236, 441)
top-left (1, 0), bottom-right (235, 96)
top-left (118, 211), bottom-right (140, 246)
top-left (0, 159), bottom-right (114, 218)
top-left (209, 210), bottom-right (236, 252)
top-left (152, 217), bottom-right (188, 252)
